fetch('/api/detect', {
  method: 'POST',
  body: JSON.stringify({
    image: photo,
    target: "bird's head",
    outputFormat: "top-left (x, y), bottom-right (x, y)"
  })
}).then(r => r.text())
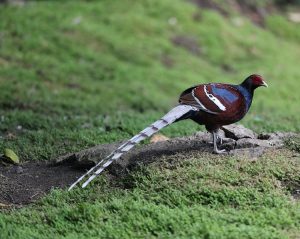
top-left (242, 74), bottom-right (268, 92)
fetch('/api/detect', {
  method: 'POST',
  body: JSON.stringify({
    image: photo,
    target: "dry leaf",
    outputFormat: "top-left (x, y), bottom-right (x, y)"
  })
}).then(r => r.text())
top-left (5, 132), bottom-right (17, 140)
top-left (0, 202), bottom-right (11, 208)
top-left (150, 134), bottom-right (169, 143)
top-left (4, 148), bottom-right (20, 164)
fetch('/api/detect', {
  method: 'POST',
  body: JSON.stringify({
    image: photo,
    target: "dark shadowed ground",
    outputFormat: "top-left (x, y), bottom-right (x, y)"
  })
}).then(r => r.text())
top-left (0, 162), bottom-right (82, 206)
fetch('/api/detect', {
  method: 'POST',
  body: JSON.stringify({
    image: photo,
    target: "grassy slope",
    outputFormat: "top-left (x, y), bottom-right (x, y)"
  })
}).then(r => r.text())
top-left (0, 0), bottom-right (300, 238)
top-left (0, 0), bottom-right (300, 161)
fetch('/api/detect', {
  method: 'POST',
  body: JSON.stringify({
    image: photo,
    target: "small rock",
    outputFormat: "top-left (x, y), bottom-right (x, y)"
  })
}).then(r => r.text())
top-left (72, 16), bottom-right (82, 25)
top-left (289, 12), bottom-right (300, 23)
top-left (168, 17), bottom-right (177, 26)
top-left (16, 125), bottom-right (22, 130)
top-left (16, 166), bottom-right (24, 174)
top-left (231, 17), bottom-right (244, 27)
top-left (222, 124), bottom-right (257, 140)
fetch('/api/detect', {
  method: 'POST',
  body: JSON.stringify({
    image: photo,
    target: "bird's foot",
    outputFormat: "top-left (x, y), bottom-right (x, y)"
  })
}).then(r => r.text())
top-left (213, 148), bottom-right (227, 154)
top-left (212, 131), bottom-right (227, 154)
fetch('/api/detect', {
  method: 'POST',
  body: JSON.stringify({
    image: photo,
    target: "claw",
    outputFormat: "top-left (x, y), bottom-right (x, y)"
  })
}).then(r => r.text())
top-left (212, 131), bottom-right (226, 154)
top-left (213, 148), bottom-right (226, 154)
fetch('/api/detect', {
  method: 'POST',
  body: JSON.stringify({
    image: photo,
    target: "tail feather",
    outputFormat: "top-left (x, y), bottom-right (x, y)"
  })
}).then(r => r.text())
top-left (68, 105), bottom-right (198, 190)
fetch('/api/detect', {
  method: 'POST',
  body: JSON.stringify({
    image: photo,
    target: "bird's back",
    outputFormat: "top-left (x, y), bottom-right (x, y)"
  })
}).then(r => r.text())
top-left (179, 83), bottom-right (251, 130)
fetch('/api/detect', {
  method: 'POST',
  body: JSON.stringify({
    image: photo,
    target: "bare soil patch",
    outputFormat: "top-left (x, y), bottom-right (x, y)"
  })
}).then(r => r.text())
top-left (192, 0), bottom-right (278, 26)
top-left (0, 161), bottom-right (83, 207)
top-left (171, 35), bottom-right (202, 56)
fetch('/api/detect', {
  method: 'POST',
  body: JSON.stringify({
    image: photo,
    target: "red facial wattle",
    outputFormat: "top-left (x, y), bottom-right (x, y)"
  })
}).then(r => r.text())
top-left (251, 74), bottom-right (268, 87)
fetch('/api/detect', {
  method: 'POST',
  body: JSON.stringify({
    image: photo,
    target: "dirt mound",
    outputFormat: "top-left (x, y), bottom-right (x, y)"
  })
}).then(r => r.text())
top-left (0, 125), bottom-right (297, 207)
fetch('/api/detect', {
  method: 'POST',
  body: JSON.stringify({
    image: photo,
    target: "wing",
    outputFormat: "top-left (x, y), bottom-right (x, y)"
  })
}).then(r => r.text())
top-left (179, 86), bottom-right (218, 114)
top-left (179, 83), bottom-right (244, 115)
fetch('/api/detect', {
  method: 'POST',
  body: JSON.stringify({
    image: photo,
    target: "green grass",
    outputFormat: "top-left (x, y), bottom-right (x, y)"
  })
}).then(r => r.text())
top-left (0, 0), bottom-right (299, 161)
top-left (1, 150), bottom-right (300, 238)
top-left (0, 0), bottom-right (300, 238)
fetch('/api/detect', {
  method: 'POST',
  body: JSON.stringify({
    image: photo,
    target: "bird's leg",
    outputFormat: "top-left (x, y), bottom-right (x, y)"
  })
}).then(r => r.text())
top-left (216, 130), bottom-right (223, 145)
top-left (209, 133), bottom-right (214, 145)
top-left (217, 135), bottom-right (223, 145)
top-left (211, 130), bottom-right (223, 145)
top-left (212, 131), bottom-right (226, 154)
top-left (208, 130), bottom-right (222, 145)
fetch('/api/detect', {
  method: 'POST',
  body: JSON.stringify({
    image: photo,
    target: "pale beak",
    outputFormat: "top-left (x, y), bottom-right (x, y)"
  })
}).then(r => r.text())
top-left (261, 80), bottom-right (268, 87)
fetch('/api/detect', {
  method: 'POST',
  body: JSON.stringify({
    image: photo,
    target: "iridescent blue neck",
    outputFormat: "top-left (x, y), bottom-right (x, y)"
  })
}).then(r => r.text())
top-left (235, 85), bottom-right (253, 112)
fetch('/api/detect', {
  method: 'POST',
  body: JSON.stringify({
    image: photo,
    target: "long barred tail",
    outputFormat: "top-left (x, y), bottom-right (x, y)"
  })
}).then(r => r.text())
top-left (68, 105), bottom-right (198, 190)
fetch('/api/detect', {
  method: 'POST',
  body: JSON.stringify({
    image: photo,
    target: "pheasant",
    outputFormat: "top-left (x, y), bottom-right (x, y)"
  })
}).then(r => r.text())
top-left (69, 74), bottom-right (267, 190)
